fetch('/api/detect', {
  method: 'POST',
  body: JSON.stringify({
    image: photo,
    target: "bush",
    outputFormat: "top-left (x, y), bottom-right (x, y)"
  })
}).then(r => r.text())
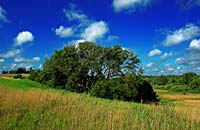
top-left (90, 75), bottom-right (158, 103)
top-left (13, 74), bottom-right (22, 79)
top-left (29, 70), bottom-right (41, 81)
top-left (190, 77), bottom-right (200, 89)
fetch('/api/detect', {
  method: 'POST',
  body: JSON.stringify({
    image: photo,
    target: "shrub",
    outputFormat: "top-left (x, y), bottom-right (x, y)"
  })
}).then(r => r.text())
top-left (29, 70), bottom-right (41, 82)
top-left (90, 74), bottom-right (158, 103)
top-left (13, 74), bottom-right (22, 79)
top-left (190, 78), bottom-right (200, 89)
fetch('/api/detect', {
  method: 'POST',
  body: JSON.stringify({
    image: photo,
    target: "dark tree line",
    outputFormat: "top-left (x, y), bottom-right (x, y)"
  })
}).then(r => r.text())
top-left (2, 67), bottom-right (32, 74)
top-left (29, 42), bottom-right (158, 102)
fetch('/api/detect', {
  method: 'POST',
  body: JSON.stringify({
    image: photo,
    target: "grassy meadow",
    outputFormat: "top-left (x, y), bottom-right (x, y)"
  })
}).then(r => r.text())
top-left (0, 77), bottom-right (199, 130)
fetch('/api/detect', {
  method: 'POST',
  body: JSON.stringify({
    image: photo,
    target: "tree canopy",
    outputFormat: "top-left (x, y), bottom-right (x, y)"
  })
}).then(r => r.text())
top-left (30, 42), bottom-right (158, 102)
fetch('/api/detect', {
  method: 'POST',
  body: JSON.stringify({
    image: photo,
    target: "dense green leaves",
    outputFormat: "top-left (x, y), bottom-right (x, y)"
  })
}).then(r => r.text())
top-left (146, 72), bottom-right (200, 93)
top-left (90, 74), bottom-right (158, 102)
top-left (30, 42), bottom-right (158, 102)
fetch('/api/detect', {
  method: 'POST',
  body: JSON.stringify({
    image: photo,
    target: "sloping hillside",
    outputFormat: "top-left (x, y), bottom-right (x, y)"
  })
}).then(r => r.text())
top-left (0, 78), bottom-right (199, 130)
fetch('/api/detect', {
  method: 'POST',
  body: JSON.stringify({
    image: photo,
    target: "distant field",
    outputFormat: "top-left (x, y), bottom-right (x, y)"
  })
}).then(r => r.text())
top-left (0, 74), bottom-right (30, 79)
top-left (0, 78), bottom-right (199, 130)
top-left (155, 89), bottom-right (200, 122)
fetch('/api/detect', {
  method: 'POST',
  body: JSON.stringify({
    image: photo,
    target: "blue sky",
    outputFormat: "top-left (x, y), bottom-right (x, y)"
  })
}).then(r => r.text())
top-left (0, 0), bottom-right (200, 75)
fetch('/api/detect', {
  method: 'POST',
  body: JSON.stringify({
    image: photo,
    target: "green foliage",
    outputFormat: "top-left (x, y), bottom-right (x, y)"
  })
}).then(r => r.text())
top-left (181, 72), bottom-right (197, 85)
top-left (2, 67), bottom-right (32, 74)
top-left (2, 70), bottom-right (8, 74)
top-left (190, 77), bottom-right (200, 89)
top-left (91, 74), bottom-right (158, 103)
top-left (16, 68), bottom-right (26, 74)
top-left (146, 72), bottom-right (200, 93)
top-left (29, 70), bottom-right (40, 81)
top-left (156, 75), bottom-right (168, 85)
top-left (13, 74), bottom-right (23, 79)
top-left (29, 42), bottom-right (159, 102)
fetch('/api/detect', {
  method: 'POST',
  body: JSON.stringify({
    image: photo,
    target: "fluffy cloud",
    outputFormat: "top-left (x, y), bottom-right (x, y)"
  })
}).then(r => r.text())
top-left (14, 31), bottom-right (34, 46)
top-left (175, 52), bottom-right (200, 67)
top-left (0, 5), bottom-right (8, 22)
top-left (63, 4), bottom-right (89, 23)
top-left (162, 24), bottom-right (200, 46)
top-left (160, 52), bottom-right (173, 60)
top-left (55, 26), bottom-right (73, 38)
top-left (112, 0), bottom-right (150, 12)
top-left (175, 57), bottom-right (184, 64)
top-left (148, 49), bottom-right (162, 57)
top-left (81, 21), bottom-right (109, 42)
top-left (33, 57), bottom-right (40, 62)
top-left (61, 4), bottom-right (111, 44)
top-left (0, 49), bottom-right (22, 58)
top-left (10, 63), bottom-right (17, 69)
top-left (188, 39), bottom-right (200, 51)
top-left (0, 59), bottom-right (5, 62)
top-left (144, 63), bottom-right (187, 75)
top-left (10, 63), bottom-right (33, 70)
top-left (14, 56), bottom-right (25, 62)
top-left (14, 56), bottom-right (40, 63)
top-left (146, 62), bottom-right (154, 67)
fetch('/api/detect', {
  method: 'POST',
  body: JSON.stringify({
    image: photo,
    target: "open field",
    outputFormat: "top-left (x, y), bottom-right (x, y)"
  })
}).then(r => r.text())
top-left (0, 74), bottom-right (30, 79)
top-left (155, 89), bottom-right (200, 123)
top-left (0, 78), bottom-right (199, 130)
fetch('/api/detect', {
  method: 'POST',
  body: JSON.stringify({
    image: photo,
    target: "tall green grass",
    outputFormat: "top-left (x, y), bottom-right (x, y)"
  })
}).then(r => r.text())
top-left (0, 78), bottom-right (199, 130)
top-left (0, 78), bottom-right (48, 90)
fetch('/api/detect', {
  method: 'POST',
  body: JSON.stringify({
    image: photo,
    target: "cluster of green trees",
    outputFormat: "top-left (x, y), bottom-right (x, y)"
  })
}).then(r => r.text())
top-left (30, 42), bottom-right (158, 103)
top-left (145, 72), bottom-right (200, 93)
top-left (2, 68), bottom-right (32, 74)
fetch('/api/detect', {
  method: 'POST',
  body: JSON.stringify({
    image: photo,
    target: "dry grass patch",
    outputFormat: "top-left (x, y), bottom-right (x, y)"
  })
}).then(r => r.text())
top-left (0, 86), bottom-right (199, 130)
top-left (0, 74), bottom-right (29, 79)
top-left (155, 88), bottom-right (200, 125)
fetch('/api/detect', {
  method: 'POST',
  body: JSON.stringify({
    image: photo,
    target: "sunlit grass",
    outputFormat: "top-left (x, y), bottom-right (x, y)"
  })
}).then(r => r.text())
top-left (0, 78), bottom-right (199, 130)
top-left (0, 74), bottom-right (30, 79)
top-left (155, 89), bottom-right (200, 124)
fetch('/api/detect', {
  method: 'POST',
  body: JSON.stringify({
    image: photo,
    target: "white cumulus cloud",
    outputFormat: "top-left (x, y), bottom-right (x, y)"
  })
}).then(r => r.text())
top-left (10, 63), bottom-right (17, 69)
top-left (112, 0), bottom-right (150, 12)
top-left (148, 49), bottom-right (162, 57)
top-left (0, 59), bottom-right (5, 62)
top-left (162, 24), bottom-right (200, 46)
top-left (14, 63), bottom-right (33, 70)
top-left (160, 52), bottom-right (173, 60)
top-left (14, 56), bottom-right (40, 63)
top-left (188, 39), bottom-right (200, 51)
top-left (175, 52), bottom-right (200, 67)
top-left (14, 56), bottom-right (25, 62)
top-left (33, 57), bottom-right (40, 62)
top-left (81, 21), bottom-right (109, 42)
top-left (0, 49), bottom-right (22, 58)
top-left (63, 3), bottom-right (89, 23)
top-left (55, 26), bottom-right (73, 38)
top-left (14, 31), bottom-right (34, 46)
top-left (146, 62), bottom-right (154, 67)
